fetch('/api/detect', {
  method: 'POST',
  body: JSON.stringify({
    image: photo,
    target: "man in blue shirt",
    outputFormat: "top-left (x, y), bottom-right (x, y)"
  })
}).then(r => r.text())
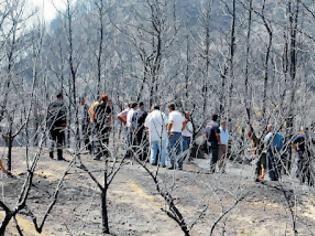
top-left (218, 120), bottom-right (229, 173)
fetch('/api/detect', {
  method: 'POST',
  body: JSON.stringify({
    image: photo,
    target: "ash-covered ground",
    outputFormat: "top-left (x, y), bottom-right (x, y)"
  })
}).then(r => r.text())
top-left (1, 148), bottom-right (315, 236)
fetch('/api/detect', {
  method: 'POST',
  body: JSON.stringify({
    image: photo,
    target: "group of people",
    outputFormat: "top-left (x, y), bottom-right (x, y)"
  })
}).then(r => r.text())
top-left (45, 92), bottom-right (313, 185)
top-left (47, 93), bottom-right (113, 161)
top-left (116, 102), bottom-right (232, 172)
top-left (46, 93), bottom-right (196, 170)
top-left (118, 103), bottom-right (195, 170)
top-left (248, 124), bottom-right (314, 185)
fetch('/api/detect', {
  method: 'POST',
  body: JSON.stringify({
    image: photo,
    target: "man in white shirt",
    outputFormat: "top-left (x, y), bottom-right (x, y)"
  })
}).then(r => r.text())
top-left (126, 103), bottom-right (138, 128)
top-left (125, 102), bottom-right (138, 158)
top-left (167, 104), bottom-right (185, 170)
top-left (218, 120), bottom-right (229, 173)
top-left (117, 103), bottom-right (130, 126)
top-left (144, 105), bottom-right (167, 167)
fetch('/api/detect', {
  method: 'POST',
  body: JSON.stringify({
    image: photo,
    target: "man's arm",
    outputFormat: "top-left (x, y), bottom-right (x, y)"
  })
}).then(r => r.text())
top-left (167, 122), bottom-right (173, 136)
top-left (216, 127), bottom-right (221, 144)
top-left (126, 111), bottom-right (133, 127)
top-left (182, 119), bottom-right (188, 131)
top-left (167, 113), bottom-right (173, 135)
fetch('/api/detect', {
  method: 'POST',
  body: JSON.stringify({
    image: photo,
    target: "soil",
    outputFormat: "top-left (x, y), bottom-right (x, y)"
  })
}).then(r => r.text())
top-left (0, 147), bottom-right (314, 236)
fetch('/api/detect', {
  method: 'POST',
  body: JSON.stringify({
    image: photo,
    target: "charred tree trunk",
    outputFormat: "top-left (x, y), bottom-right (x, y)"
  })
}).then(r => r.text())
top-left (0, 20), bottom-right (17, 124)
top-left (66, 0), bottom-right (80, 152)
top-left (5, 119), bottom-right (14, 174)
top-left (227, 0), bottom-right (236, 124)
top-left (279, 30), bottom-right (289, 114)
top-left (138, 61), bottom-right (149, 102)
top-left (286, 0), bottom-right (300, 177)
top-left (67, 78), bottom-right (72, 148)
top-left (7, 137), bottom-right (13, 174)
top-left (101, 158), bottom-right (110, 234)
top-left (261, 0), bottom-right (273, 119)
top-left (0, 211), bottom-right (12, 235)
top-left (185, 35), bottom-right (190, 99)
top-left (201, 0), bottom-right (212, 117)
top-left (219, 66), bottom-right (228, 117)
top-left (287, 0), bottom-right (299, 133)
top-left (101, 187), bottom-right (109, 234)
top-left (96, 0), bottom-right (105, 95)
top-left (244, 0), bottom-right (253, 123)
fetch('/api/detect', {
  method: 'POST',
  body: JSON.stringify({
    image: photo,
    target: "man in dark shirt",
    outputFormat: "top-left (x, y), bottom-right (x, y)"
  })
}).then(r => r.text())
top-left (94, 95), bottom-right (112, 160)
top-left (130, 102), bottom-right (148, 161)
top-left (292, 130), bottom-right (311, 185)
top-left (47, 93), bottom-right (67, 161)
top-left (205, 114), bottom-right (220, 173)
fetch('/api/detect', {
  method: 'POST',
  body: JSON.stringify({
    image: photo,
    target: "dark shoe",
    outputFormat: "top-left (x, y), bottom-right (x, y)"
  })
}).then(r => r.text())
top-left (151, 163), bottom-right (157, 166)
top-left (93, 157), bottom-right (101, 161)
top-left (57, 149), bottom-right (64, 161)
top-left (7, 172), bottom-right (15, 178)
top-left (160, 164), bottom-right (166, 168)
top-left (168, 166), bottom-right (175, 170)
top-left (49, 152), bottom-right (54, 159)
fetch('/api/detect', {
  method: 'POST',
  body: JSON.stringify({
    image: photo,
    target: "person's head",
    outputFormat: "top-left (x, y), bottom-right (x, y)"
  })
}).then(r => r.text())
top-left (267, 124), bottom-right (273, 132)
top-left (79, 96), bottom-right (86, 105)
top-left (168, 103), bottom-right (175, 113)
top-left (56, 92), bottom-right (63, 100)
top-left (152, 105), bottom-right (160, 111)
top-left (131, 102), bottom-right (138, 109)
top-left (99, 94), bottom-right (108, 103)
top-left (185, 112), bottom-right (190, 119)
top-left (212, 114), bottom-right (218, 122)
top-left (220, 120), bottom-right (227, 129)
top-left (139, 102), bottom-right (144, 110)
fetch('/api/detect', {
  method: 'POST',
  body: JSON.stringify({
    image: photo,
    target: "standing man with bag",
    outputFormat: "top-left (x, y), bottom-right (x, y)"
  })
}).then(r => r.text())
top-left (144, 105), bottom-right (168, 167)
